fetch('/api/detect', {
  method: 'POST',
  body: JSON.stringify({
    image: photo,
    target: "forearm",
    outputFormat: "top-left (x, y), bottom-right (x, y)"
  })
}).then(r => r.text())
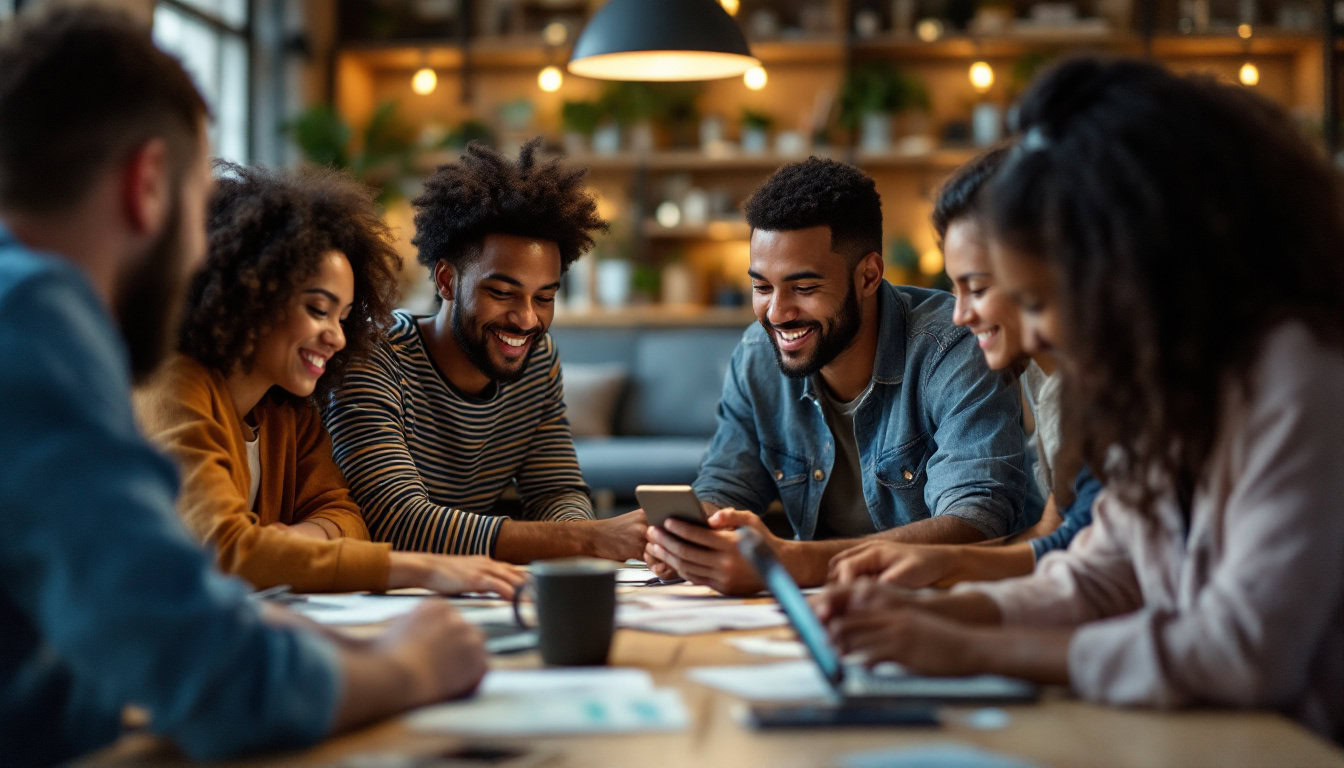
top-left (963, 624), bottom-right (1073, 685)
top-left (779, 538), bottom-right (865, 586)
top-left (876, 514), bottom-right (988, 544)
top-left (944, 543), bottom-right (1037, 585)
top-left (329, 644), bottom-right (431, 734)
top-left (914, 589), bottom-right (1005, 624)
top-left (493, 519), bottom-right (590, 563)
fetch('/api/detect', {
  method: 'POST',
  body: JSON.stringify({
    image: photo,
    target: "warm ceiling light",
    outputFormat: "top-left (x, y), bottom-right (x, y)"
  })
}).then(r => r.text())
top-left (569, 0), bottom-right (758, 82)
top-left (543, 21), bottom-right (569, 46)
top-left (719, 0), bottom-right (740, 15)
top-left (1237, 23), bottom-right (1253, 39)
top-left (743, 65), bottom-right (767, 90)
top-left (1239, 61), bottom-right (1260, 86)
top-left (538, 65), bottom-right (564, 92)
top-left (411, 67), bottom-right (437, 95)
top-left (969, 60), bottom-right (994, 93)
top-left (915, 19), bottom-right (943, 42)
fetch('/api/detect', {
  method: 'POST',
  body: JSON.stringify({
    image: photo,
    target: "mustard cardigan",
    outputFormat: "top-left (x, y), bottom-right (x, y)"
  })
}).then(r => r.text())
top-left (134, 355), bottom-right (390, 592)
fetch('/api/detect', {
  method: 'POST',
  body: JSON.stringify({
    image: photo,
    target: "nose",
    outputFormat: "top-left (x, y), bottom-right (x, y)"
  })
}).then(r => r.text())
top-left (765, 292), bottom-right (796, 327)
top-left (322, 319), bottom-right (346, 353)
top-left (952, 292), bottom-right (974, 327)
top-left (510, 300), bottom-right (538, 332)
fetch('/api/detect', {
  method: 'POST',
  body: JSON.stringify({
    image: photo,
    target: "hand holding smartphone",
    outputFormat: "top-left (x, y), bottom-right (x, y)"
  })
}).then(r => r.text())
top-left (635, 484), bottom-right (711, 530)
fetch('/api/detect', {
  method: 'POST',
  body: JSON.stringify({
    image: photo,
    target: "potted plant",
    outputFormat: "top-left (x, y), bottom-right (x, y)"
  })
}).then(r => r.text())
top-left (740, 109), bottom-right (774, 155)
top-left (560, 100), bottom-right (602, 155)
top-left (838, 64), bottom-right (930, 153)
top-left (599, 82), bottom-right (659, 153)
top-left (287, 100), bottom-right (417, 205)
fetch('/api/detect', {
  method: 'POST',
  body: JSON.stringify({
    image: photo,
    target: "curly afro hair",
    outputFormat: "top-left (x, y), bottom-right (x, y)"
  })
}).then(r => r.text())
top-left (411, 137), bottom-right (607, 276)
top-left (179, 162), bottom-right (403, 403)
top-left (743, 157), bottom-right (883, 266)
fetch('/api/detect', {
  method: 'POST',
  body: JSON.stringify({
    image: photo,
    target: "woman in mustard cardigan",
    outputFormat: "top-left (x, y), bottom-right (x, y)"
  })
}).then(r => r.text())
top-left (136, 163), bottom-right (524, 596)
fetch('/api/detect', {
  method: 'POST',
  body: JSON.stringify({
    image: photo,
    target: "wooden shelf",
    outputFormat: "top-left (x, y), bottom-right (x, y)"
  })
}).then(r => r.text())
top-left (641, 220), bottom-right (750, 240)
top-left (553, 304), bottom-right (755, 328)
top-left (341, 29), bottom-right (1324, 74)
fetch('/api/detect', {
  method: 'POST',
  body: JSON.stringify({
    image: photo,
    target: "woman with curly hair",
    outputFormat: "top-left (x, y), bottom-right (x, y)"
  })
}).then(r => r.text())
top-left (818, 57), bottom-right (1344, 739)
top-left (135, 163), bottom-right (524, 596)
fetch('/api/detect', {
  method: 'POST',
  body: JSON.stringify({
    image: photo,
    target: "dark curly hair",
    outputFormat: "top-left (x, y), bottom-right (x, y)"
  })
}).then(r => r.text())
top-left (931, 144), bottom-right (1010, 244)
top-left (179, 162), bottom-right (403, 403)
top-left (989, 56), bottom-right (1344, 519)
top-left (0, 6), bottom-right (207, 212)
top-left (411, 138), bottom-right (607, 276)
top-left (743, 157), bottom-right (883, 266)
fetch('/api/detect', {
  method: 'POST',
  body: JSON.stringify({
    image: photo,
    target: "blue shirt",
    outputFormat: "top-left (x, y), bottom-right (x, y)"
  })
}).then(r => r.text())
top-left (694, 282), bottom-right (1028, 539)
top-left (1029, 465), bottom-right (1101, 558)
top-left (0, 230), bottom-right (340, 765)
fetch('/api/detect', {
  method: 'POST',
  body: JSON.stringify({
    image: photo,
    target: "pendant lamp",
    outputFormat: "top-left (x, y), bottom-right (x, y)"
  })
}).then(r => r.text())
top-left (568, 0), bottom-right (758, 82)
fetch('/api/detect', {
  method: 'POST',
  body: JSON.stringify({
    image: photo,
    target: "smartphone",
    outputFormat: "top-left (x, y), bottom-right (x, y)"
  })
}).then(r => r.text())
top-left (745, 702), bottom-right (939, 729)
top-left (635, 484), bottom-right (710, 529)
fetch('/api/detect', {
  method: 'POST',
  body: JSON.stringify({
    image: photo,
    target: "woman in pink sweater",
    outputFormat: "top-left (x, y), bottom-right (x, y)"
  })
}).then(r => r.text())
top-left (818, 57), bottom-right (1344, 740)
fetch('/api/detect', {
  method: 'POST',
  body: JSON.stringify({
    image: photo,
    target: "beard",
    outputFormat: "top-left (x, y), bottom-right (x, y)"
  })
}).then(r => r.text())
top-left (763, 280), bottom-right (862, 380)
top-left (114, 196), bottom-right (188, 383)
top-left (450, 297), bottom-right (541, 385)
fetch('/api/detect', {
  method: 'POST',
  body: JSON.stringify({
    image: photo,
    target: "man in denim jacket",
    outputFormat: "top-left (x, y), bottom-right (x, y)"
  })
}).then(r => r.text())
top-left (644, 158), bottom-right (1027, 594)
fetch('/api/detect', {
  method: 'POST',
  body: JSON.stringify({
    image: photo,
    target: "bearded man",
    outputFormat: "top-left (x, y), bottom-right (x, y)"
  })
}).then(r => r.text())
top-left (642, 158), bottom-right (1028, 594)
top-left (325, 140), bottom-right (646, 563)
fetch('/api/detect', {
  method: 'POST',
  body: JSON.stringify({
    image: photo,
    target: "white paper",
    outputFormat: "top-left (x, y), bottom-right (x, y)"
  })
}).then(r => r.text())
top-left (405, 688), bottom-right (688, 735)
top-left (688, 660), bottom-right (833, 700)
top-left (726, 635), bottom-right (807, 658)
top-left (478, 667), bottom-right (653, 696)
top-left (288, 593), bottom-right (428, 625)
top-left (616, 567), bottom-right (659, 584)
top-left (618, 602), bottom-right (787, 634)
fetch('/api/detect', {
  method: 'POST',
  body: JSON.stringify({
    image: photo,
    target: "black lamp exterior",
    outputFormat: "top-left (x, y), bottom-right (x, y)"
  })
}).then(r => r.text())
top-left (571, 0), bottom-right (752, 63)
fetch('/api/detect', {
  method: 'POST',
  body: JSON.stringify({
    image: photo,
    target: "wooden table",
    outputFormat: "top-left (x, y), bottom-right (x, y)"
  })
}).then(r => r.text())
top-left (86, 587), bottom-right (1344, 768)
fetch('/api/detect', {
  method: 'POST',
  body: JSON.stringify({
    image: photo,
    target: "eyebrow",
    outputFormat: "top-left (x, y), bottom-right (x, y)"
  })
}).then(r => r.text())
top-left (957, 272), bottom-right (991, 281)
top-left (748, 269), bottom-right (826, 282)
top-left (302, 288), bottom-right (344, 304)
top-left (483, 273), bottom-right (561, 291)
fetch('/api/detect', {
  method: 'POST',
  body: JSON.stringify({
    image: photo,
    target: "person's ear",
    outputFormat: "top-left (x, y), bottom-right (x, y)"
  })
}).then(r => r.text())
top-left (855, 250), bottom-right (885, 297)
top-left (434, 260), bottom-right (457, 302)
top-left (120, 138), bottom-right (171, 237)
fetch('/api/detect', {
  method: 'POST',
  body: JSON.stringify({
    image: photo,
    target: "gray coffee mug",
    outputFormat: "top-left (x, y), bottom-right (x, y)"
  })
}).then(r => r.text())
top-left (512, 558), bottom-right (617, 666)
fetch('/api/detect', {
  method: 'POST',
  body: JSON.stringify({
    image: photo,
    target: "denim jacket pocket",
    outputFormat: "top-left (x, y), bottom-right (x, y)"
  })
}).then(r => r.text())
top-left (873, 434), bottom-right (933, 524)
top-left (761, 444), bottom-right (811, 516)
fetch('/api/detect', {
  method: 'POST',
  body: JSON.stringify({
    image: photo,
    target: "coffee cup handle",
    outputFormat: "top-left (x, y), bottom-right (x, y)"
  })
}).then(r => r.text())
top-left (512, 580), bottom-right (533, 629)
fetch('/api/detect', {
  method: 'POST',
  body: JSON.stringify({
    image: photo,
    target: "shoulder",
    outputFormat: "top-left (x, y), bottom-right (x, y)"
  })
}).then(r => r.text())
top-left (887, 283), bottom-right (969, 352)
top-left (730, 321), bottom-right (777, 375)
top-left (133, 355), bottom-right (233, 437)
top-left (1247, 321), bottom-right (1344, 406)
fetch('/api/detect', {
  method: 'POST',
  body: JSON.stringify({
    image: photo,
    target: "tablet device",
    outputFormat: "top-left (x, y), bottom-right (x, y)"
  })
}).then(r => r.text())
top-left (746, 702), bottom-right (938, 729)
top-left (635, 484), bottom-right (710, 529)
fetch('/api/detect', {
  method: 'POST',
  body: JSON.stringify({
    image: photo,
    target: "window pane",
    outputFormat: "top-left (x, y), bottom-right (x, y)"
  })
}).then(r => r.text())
top-left (173, 0), bottom-right (248, 29)
top-left (153, 4), bottom-right (249, 164)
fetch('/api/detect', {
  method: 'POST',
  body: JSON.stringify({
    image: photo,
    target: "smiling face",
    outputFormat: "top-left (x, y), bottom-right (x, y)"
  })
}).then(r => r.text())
top-left (248, 250), bottom-right (354, 398)
top-left (749, 225), bottom-right (863, 379)
top-left (445, 233), bottom-right (560, 384)
top-left (988, 237), bottom-right (1063, 360)
top-left (943, 217), bottom-right (1025, 371)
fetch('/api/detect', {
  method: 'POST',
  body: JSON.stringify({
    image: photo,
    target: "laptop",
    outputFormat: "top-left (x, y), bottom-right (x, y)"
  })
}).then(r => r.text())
top-left (736, 528), bottom-right (1038, 705)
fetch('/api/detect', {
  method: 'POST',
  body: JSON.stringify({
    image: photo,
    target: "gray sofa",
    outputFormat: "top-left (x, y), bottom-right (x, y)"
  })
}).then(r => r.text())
top-left (548, 324), bottom-right (748, 505)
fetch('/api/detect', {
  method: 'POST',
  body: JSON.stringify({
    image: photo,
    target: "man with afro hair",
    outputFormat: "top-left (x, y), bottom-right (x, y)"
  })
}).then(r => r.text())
top-left (642, 157), bottom-right (1028, 595)
top-left (326, 140), bottom-right (647, 563)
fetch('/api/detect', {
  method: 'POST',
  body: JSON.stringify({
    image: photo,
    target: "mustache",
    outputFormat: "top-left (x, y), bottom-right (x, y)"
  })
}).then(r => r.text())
top-left (486, 323), bottom-right (542, 339)
top-left (762, 319), bottom-right (818, 332)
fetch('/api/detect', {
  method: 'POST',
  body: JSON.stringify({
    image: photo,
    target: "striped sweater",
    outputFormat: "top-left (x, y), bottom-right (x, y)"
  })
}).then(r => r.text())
top-left (324, 311), bottom-right (592, 556)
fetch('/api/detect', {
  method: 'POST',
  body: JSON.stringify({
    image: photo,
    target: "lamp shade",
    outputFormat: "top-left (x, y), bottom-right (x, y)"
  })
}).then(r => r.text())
top-left (569, 0), bottom-right (758, 82)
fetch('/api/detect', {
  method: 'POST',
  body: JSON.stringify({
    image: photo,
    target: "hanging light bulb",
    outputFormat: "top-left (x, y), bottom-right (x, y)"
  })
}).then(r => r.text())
top-left (1239, 61), bottom-right (1260, 86)
top-left (969, 60), bottom-right (994, 93)
top-left (538, 65), bottom-right (564, 92)
top-left (411, 67), bottom-right (437, 96)
top-left (1237, 23), bottom-right (1253, 39)
top-left (719, 0), bottom-right (740, 15)
top-left (743, 65), bottom-right (767, 90)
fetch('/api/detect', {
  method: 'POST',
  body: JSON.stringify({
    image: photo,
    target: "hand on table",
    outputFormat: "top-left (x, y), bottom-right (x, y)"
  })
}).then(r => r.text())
top-left (827, 603), bottom-right (983, 677)
top-left (828, 540), bottom-right (957, 588)
top-left (580, 509), bottom-right (649, 562)
top-left (388, 552), bottom-right (527, 598)
top-left (377, 601), bottom-right (488, 702)
top-left (812, 577), bottom-right (924, 623)
top-left (643, 508), bottom-right (774, 596)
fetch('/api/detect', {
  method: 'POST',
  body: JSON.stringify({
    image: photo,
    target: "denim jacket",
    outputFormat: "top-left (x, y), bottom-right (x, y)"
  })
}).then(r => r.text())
top-left (693, 281), bottom-right (1027, 539)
